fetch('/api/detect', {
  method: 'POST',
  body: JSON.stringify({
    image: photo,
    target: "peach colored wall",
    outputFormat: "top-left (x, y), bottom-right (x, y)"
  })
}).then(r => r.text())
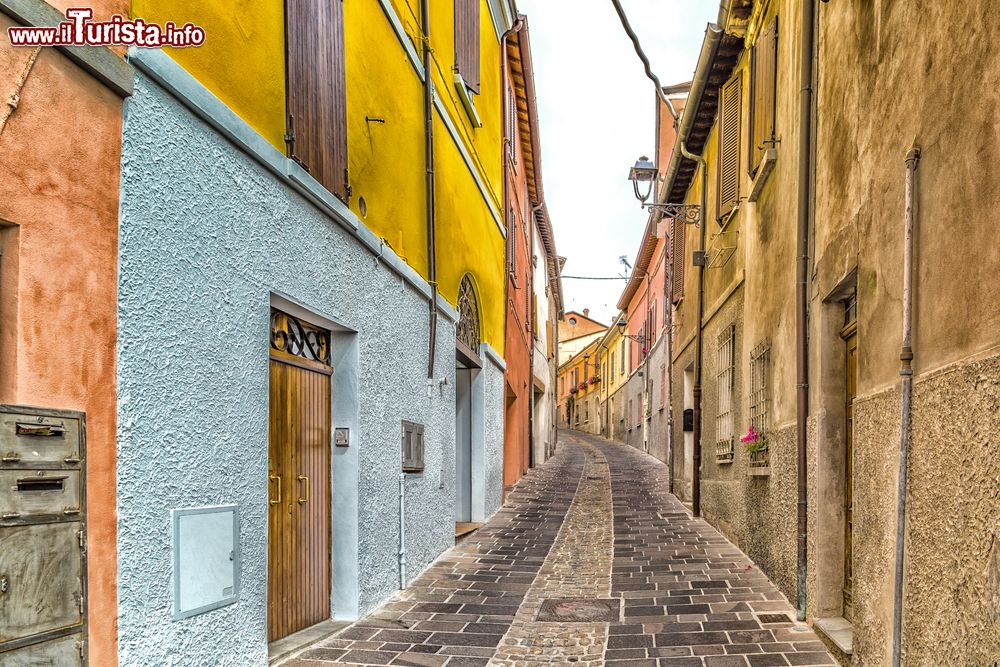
top-left (0, 19), bottom-right (122, 666)
top-left (623, 236), bottom-right (666, 375)
top-left (501, 51), bottom-right (533, 490)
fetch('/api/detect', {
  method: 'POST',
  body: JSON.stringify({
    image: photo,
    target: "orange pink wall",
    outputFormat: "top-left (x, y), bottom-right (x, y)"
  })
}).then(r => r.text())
top-left (0, 21), bottom-right (122, 666)
top-left (501, 53), bottom-right (533, 490)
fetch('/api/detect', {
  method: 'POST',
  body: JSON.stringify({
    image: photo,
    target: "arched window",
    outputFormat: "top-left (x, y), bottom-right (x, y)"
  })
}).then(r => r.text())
top-left (456, 276), bottom-right (481, 352)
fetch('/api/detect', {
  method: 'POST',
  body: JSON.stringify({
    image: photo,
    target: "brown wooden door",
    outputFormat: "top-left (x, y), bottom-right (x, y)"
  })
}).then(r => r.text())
top-left (842, 321), bottom-right (858, 621)
top-left (268, 357), bottom-right (331, 642)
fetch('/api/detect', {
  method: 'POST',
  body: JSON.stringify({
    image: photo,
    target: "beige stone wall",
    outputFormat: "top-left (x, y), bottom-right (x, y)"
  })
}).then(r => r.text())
top-left (809, 1), bottom-right (1000, 664)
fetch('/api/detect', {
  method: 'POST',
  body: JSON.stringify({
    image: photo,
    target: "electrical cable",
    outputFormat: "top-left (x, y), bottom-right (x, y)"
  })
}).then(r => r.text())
top-left (561, 275), bottom-right (630, 280)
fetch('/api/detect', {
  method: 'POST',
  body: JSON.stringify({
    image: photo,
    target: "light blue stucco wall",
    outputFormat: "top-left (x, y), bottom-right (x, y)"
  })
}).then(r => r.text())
top-left (116, 71), bottom-right (504, 666)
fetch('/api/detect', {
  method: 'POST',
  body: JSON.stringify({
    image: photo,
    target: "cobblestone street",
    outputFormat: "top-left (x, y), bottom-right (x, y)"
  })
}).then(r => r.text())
top-left (281, 432), bottom-right (837, 667)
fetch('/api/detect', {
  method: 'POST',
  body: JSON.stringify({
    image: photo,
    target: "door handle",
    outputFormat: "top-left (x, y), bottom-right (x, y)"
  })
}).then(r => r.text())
top-left (268, 475), bottom-right (281, 506)
top-left (297, 475), bottom-right (309, 504)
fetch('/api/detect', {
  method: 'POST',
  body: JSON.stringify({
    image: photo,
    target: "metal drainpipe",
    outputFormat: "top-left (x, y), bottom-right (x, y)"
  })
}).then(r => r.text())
top-left (398, 472), bottom-right (407, 588)
top-left (421, 0), bottom-right (438, 381)
top-left (891, 146), bottom-right (920, 667)
top-left (644, 271), bottom-right (652, 453)
top-left (528, 203), bottom-right (543, 470)
top-left (664, 223), bottom-right (675, 493)
top-left (795, 0), bottom-right (817, 622)
top-left (680, 142), bottom-right (707, 518)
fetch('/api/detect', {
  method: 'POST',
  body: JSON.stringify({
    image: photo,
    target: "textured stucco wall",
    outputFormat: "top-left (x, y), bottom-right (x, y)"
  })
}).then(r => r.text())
top-left (842, 354), bottom-right (1000, 667)
top-left (669, 343), bottom-right (695, 504)
top-left (117, 74), bottom-right (502, 666)
top-left (645, 337), bottom-right (672, 465)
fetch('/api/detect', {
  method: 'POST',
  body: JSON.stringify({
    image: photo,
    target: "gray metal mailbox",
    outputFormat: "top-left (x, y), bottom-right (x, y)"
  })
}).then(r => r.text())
top-left (0, 405), bottom-right (87, 664)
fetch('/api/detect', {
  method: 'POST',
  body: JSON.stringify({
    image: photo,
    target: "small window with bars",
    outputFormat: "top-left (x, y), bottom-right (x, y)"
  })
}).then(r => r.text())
top-left (716, 324), bottom-right (737, 463)
top-left (748, 340), bottom-right (771, 473)
top-left (401, 420), bottom-right (425, 473)
top-left (660, 364), bottom-right (667, 409)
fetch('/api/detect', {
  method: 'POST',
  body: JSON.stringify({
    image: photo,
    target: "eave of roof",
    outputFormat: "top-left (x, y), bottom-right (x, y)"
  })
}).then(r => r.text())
top-left (667, 30), bottom-right (744, 203)
top-left (508, 16), bottom-right (564, 315)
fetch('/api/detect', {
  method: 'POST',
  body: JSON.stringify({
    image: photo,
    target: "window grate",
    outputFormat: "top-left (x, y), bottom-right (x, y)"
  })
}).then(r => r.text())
top-left (748, 339), bottom-right (771, 473)
top-left (716, 324), bottom-right (736, 463)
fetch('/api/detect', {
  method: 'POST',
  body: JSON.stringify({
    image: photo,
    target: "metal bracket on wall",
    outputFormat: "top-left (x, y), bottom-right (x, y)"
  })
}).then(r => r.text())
top-left (644, 203), bottom-right (701, 226)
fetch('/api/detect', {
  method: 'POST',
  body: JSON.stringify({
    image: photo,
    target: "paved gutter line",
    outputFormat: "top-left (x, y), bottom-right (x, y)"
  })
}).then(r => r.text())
top-left (488, 438), bottom-right (614, 666)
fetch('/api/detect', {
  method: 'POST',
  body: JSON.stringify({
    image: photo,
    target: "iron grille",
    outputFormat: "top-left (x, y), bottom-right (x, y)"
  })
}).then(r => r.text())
top-left (716, 324), bottom-right (736, 463)
top-left (748, 339), bottom-right (771, 474)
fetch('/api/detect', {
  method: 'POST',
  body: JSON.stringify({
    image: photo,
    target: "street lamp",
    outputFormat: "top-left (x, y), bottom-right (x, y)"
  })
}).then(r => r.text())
top-left (616, 316), bottom-right (645, 343)
top-left (627, 156), bottom-right (701, 225)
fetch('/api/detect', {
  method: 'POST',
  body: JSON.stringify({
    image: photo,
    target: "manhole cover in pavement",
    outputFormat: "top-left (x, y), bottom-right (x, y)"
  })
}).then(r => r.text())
top-left (536, 598), bottom-right (621, 622)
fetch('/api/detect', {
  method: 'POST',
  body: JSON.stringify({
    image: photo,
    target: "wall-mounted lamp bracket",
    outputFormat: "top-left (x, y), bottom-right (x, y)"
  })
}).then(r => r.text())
top-left (643, 203), bottom-right (701, 226)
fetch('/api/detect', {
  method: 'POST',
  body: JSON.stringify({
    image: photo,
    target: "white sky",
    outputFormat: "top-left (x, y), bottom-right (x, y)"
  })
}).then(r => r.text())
top-left (517, 0), bottom-right (718, 325)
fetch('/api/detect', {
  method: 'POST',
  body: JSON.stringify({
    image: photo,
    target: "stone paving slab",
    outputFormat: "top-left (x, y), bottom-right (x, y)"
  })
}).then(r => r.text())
top-left (278, 432), bottom-right (838, 667)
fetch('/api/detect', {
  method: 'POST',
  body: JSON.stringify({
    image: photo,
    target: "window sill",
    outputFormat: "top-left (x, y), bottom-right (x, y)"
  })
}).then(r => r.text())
top-left (748, 466), bottom-right (771, 477)
top-left (814, 617), bottom-right (853, 655)
top-left (454, 73), bottom-right (482, 128)
top-left (747, 148), bottom-right (778, 203)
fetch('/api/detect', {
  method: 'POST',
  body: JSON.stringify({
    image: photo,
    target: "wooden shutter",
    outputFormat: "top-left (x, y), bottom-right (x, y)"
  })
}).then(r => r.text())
top-left (285, 0), bottom-right (349, 201)
top-left (717, 73), bottom-right (742, 217)
top-left (750, 17), bottom-right (778, 174)
top-left (671, 215), bottom-right (686, 302)
top-left (455, 0), bottom-right (480, 93)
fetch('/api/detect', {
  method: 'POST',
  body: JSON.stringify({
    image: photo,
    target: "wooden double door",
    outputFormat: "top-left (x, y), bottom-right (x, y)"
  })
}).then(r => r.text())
top-left (267, 355), bottom-right (331, 642)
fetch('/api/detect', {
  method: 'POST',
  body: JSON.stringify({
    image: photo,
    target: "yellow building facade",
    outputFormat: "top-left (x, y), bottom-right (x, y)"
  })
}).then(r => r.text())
top-left (133, 0), bottom-right (509, 350)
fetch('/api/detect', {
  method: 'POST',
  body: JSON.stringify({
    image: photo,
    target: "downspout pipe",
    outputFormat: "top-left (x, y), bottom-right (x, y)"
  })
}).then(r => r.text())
top-left (644, 271), bottom-right (652, 452)
top-left (399, 472), bottom-right (407, 588)
top-left (795, 0), bottom-right (817, 622)
top-left (680, 142), bottom-right (707, 517)
top-left (421, 0), bottom-right (438, 380)
top-left (664, 225), bottom-right (675, 493)
top-left (892, 146), bottom-right (920, 667)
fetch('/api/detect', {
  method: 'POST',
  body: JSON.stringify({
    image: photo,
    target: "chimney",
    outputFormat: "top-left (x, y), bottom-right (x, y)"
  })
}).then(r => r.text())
top-left (583, 308), bottom-right (590, 317)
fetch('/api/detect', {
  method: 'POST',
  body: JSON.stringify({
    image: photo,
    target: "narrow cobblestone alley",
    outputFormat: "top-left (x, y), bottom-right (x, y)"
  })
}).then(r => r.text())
top-left (280, 432), bottom-right (836, 667)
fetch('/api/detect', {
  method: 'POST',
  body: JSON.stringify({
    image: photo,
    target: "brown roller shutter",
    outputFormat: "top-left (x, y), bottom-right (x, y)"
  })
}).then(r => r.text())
top-left (717, 73), bottom-right (742, 217)
top-left (749, 17), bottom-right (778, 174)
top-left (455, 0), bottom-right (480, 93)
top-left (285, 0), bottom-right (349, 201)
top-left (671, 215), bottom-right (686, 303)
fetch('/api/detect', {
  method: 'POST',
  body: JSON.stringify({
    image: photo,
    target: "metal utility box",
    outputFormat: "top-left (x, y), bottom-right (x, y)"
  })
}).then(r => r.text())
top-left (0, 405), bottom-right (87, 665)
